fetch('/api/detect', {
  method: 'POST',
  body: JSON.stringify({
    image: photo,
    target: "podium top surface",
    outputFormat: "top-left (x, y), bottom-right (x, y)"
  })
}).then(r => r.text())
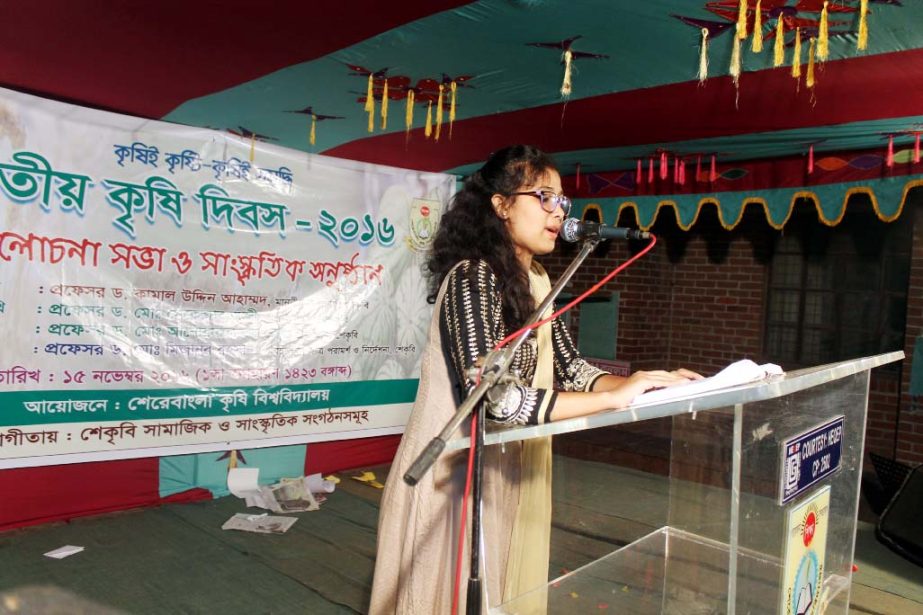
top-left (444, 351), bottom-right (903, 451)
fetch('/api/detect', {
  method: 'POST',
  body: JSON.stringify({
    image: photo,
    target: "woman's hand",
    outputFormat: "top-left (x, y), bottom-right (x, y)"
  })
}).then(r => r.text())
top-left (604, 368), bottom-right (703, 409)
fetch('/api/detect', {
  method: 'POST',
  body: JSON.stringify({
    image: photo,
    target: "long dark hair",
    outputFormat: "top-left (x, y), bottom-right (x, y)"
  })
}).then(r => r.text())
top-left (426, 144), bottom-right (558, 330)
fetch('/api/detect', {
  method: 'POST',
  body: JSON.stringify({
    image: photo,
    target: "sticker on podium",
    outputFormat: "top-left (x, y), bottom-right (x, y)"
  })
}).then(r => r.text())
top-left (780, 486), bottom-right (829, 615)
top-left (779, 416), bottom-right (845, 504)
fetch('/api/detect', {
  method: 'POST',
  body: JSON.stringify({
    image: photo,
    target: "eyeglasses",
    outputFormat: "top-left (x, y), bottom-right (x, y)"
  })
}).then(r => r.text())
top-left (508, 190), bottom-right (572, 215)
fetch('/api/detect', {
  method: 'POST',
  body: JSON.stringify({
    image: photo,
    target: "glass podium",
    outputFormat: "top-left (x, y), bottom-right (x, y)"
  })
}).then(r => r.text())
top-left (445, 352), bottom-right (903, 615)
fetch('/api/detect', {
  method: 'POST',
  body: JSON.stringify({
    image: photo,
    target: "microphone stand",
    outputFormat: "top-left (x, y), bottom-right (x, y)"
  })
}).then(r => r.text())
top-left (403, 235), bottom-right (602, 614)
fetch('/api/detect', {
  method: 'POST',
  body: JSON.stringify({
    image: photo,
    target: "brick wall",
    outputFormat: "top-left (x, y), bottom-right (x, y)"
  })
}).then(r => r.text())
top-left (544, 199), bottom-right (923, 468)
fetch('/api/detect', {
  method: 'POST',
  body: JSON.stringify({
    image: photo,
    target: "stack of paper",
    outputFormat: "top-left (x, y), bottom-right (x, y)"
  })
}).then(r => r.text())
top-left (633, 359), bottom-right (783, 405)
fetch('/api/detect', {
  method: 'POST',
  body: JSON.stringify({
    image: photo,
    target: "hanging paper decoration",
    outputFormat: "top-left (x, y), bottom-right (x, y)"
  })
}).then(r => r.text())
top-left (636, 159), bottom-right (642, 185)
top-left (365, 74), bottom-right (375, 133)
top-left (435, 84), bottom-right (444, 141)
top-left (405, 90), bottom-right (415, 139)
top-left (886, 135), bottom-right (894, 167)
top-left (561, 48), bottom-right (574, 98)
top-left (792, 28), bottom-right (802, 81)
top-left (449, 81), bottom-right (457, 139)
top-left (858, 0), bottom-right (869, 51)
top-left (736, 0), bottom-right (748, 40)
top-left (773, 16), bottom-right (785, 67)
top-left (808, 144), bottom-right (814, 174)
top-left (660, 151), bottom-right (668, 180)
top-left (380, 80), bottom-right (389, 130)
top-left (310, 114), bottom-right (317, 146)
top-left (914, 133), bottom-right (921, 164)
top-left (730, 31), bottom-right (742, 88)
top-left (424, 101), bottom-right (433, 138)
top-left (752, 0), bottom-right (763, 53)
top-left (698, 28), bottom-right (709, 84)
top-left (807, 38), bottom-right (817, 88)
top-left (818, 1), bottom-right (829, 61)
top-left (710, 154), bottom-right (717, 182)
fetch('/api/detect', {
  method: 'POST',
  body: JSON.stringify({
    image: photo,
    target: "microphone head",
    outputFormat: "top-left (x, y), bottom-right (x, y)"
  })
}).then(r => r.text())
top-left (559, 217), bottom-right (583, 243)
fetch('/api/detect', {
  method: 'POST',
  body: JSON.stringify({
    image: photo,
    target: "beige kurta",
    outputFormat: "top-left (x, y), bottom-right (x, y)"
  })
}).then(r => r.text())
top-left (369, 263), bottom-right (555, 614)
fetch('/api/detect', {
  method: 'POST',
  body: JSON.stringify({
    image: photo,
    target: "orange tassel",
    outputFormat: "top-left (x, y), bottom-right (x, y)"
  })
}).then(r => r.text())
top-left (807, 38), bottom-right (816, 88)
top-left (792, 28), bottom-right (802, 81)
top-left (858, 0), bottom-right (869, 51)
top-left (818, 1), bottom-right (829, 61)
top-left (887, 135), bottom-right (894, 167)
top-left (435, 84), bottom-right (444, 141)
top-left (808, 145), bottom-right (814, 174)
top-left (424, 101), bottom-right (432, 139)
top-left (773, 16), bottom-right (785, 67)
top-left (380, 79), bottom-right (389, 130)
top-left (752, 0), bottom-right (763, 53)
top-left (914, 133), bottom-right (921, 164)
top-left (737, 0), bottom-right (748, 40)
top-left (405, 90), bottom-right (415, 139)
top-left (365, 74), bottom-right (375, 133)
top-left (449, 81), bottom-right (457, 139)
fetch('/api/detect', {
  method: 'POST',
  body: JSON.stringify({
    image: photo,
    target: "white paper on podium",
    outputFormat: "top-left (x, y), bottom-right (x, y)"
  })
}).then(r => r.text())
top-left (633, 359), bottom-right (783, 406)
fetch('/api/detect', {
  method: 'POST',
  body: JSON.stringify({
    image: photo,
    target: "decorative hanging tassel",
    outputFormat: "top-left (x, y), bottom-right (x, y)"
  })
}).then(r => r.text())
top-left (792, 28), bottom-right (802, 81)
top-left (808, 144), bottom-right (814, 174)
top-left (435, 84), bottom-right (444, 141)
top-left (660, 151), bottom-right (668, 180)
top-left (405, 90), bottom-right (415, 140)
top-left (710, 154), bottom-right (718, 182)
top-left (730, 30), bottom-right (742, 88)
top-left (807, 38), bottom-right (817, 88)
top-left (310, 114), bottom-right (317, 146)
top-left (648, 157), bottom-right (654, 183)
top-left (636, 159), bottom-right (642, 185)
top-left (737, 0), bottom-right (748, 40)
top-left (249, 133), bottom-right (256, 163)
top-left (774, 16), bottom-right (785, 67)
top-left (365, 74), bottom-right (375, 133)
top-left (818, 1), bottom-right (829, 61)
top-left (679, 159), bottom-right (687, 185)
top-left (886, 135), bottom-right (894, 168)
top-left (561, 48), bottom-right (574, 98)
top-left (752, 0), bottom-right (763, 52)
top-left (914, 133), bottom-right (921, 164)
top-left (380, 79), bottom-right (389, 130)
top-left (698, 28), bottom-right (709, 84)
top-left (673, 156), bottom-right (680, 183)
top-left (696, 155), bottom-right (702, 182)
top-left (575, 163), bottom-right (582, 190)
top-left (424, 101), bottom-right (432, 139)
top-left (449, 81), bottom-right (457, 139)
top-left (858, 0), bottom-right (869, 51)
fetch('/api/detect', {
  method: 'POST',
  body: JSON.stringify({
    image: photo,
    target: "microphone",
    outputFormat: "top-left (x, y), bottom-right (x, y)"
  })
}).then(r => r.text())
top-left (559, 218), bottom-right (651, 242)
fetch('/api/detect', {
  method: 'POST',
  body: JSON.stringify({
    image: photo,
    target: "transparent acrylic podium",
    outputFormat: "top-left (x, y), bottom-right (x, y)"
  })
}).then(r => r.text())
top-left (445, 352), bottom-right (903, 614)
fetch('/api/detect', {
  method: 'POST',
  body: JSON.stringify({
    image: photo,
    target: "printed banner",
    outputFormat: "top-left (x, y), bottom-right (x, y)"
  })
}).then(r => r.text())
top-left (0, 88), bottom-right (454, 467)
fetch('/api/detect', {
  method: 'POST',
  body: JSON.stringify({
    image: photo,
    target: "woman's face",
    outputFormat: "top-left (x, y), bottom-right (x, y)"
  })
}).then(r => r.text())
top-left (492, 168), bottom-right (566, 267)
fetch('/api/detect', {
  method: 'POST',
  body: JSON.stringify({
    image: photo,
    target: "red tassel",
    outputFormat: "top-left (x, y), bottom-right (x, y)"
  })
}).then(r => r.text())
top-left (808, 145), bottom-right (814, 174)
top-left (636, 159), bottom-right (642, 185)
top-left (914, 134), bottom-right (921, 164)
top-left (696, 155), bottom-right (702, 182)
top-left (887, 135), bottom-right (894, 168)
top-left (575, 163), bottom-right (582, 190)
top-left (660, 151), bottom-right (668, 180)
top-left (709, 154), bottom-right (717, 182)
top-left (673, 156), bottom-right (679, 183)
top-left (679, 159), bottom-right (686, 185)
top-left (648, 157), bottom-right (654, 183)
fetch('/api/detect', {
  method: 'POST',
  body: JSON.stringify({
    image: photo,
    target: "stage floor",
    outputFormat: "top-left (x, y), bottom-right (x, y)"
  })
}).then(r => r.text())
top-left (0, 455), bottom-right (920, 614)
